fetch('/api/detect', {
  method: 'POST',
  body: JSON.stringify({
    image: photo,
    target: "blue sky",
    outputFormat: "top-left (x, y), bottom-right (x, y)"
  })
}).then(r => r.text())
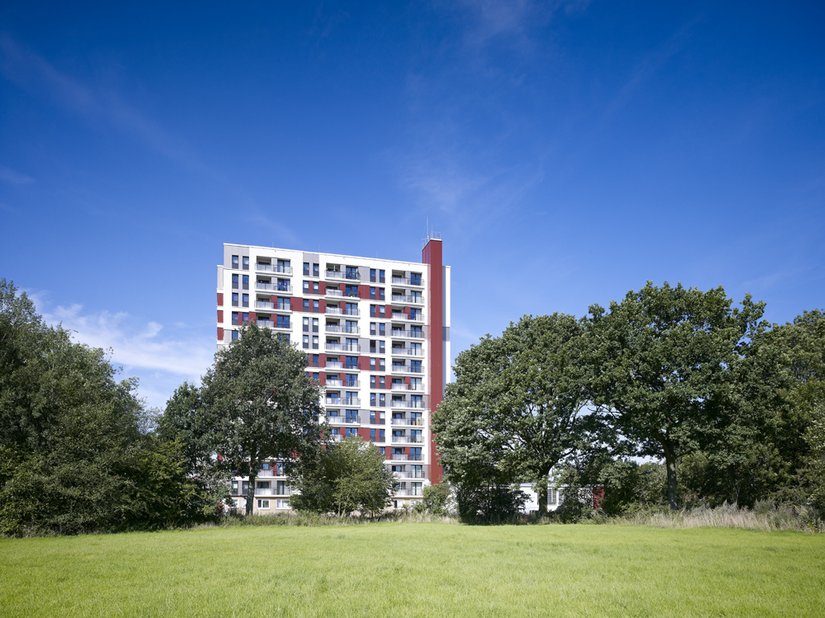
top-left (2, 1), bottom-right (823, 409)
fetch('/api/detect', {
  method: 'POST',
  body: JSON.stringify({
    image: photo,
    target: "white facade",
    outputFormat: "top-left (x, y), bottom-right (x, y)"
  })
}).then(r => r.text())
top-left (216, 240), bottom-right (450, 513)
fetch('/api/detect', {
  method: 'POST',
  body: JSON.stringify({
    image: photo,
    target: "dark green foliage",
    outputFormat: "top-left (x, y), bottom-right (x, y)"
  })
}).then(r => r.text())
top-left (587, 282), bottom-right (764, 509)
top-left (455, 483), bottom-right (526, 524)
top-left (290, 438), bottom-right (393, 516)
top-left (199, 325), bottom-right (323, 515)
top-left (434, 314), bottom-right (589, 515)
top-left (414, 482), bottom-right (452, 516)
top-left (0, 280), bottom-right (217, 535)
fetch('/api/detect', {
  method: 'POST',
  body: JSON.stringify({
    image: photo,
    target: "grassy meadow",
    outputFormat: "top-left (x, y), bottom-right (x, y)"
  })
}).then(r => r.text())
top-left (1, 522), bottom-right (823, 617)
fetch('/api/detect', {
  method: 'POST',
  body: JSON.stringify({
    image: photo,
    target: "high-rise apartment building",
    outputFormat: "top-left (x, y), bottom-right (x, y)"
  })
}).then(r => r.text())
top-left (216, 238), bottom-right (450, 513)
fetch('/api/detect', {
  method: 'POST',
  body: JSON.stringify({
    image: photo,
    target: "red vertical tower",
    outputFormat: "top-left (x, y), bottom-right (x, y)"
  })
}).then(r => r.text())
top-left (422, 238), bottom-right (444, 484)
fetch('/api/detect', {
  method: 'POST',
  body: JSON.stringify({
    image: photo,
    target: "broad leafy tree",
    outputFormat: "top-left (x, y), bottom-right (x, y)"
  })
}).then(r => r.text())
top-left (290, 437), bottom-right (393, 516)
top-left (587, 282), bottom-right (764, 509)
top-left (0, 279), bottom-right (211, 534)
top-left (434, 314), bottom-right (590, 515)
top-left (200, 325), bottom-right (322, 516)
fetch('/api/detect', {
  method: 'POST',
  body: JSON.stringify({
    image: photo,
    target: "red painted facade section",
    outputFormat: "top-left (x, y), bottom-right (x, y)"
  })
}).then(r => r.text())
top-left (217, 292), bottom-right (223, 305)
top-left (217, 310), bottom-right (223, 322)
top-left (290, 297), bottom-right (302, 311)
top-left (422, 238), bottom-right (444, 484)
top-left (216, 327), bottom-right (224, 341)
top-left (249, 311), bottom-right (257, 323)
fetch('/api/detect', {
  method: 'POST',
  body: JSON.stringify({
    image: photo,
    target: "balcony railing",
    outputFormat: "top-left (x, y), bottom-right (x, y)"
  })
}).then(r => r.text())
top-left (326, 289), bottom-right (343, 297)
top-left (390, 401), bottom-right (407, 408)
top-left (326, 361), bottom-right (343, 369)
top-left (255, 301), bottom-right (274, 310)
top-left (390, 454), bottom-right (408, 461)
top-left (325, 271), bottom-right (344, 279)
top-left (326, 306), bottom-right (342, 315)
top-left (325, 325), bottom-right (359, 334)
top-left (256, 263), bottom-right (292, 275)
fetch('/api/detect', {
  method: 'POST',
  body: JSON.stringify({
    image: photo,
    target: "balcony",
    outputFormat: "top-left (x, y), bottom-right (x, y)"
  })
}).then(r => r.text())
top-left (255, 301), bottom-right (274, 310)
top-left (326, 324), bottom-right (359, 334)
top-left (343, 308), bottom-right (359, 316)
top-left (325, 342), bottom-right (343, 352)
top-left (326, 306), bottom-right (342, 315)
top-left (256, 263), bottom-right (292, 275)
top-left (391, 383), bottom-right (408, 391)
top-left (326, 289), bottom-right (343, 298)
top-left (390, 401), bottom-right (407, 408)
top-left (325, 271), bottom-right (344, 280)
top-left (390, 454), bottom-right (409, 461)
top-left (391, 418), bottom-right (408, 425)
top-left (326, 361), bottom-right (342, 370)
top-left (342, 398), bottom-right (360, 406)
top-left (256, 281), bottom-right (292, 293)
top-left (391, 328), bottom-right (408, 337)
top-left (325, 398), bottom-right (343, 407)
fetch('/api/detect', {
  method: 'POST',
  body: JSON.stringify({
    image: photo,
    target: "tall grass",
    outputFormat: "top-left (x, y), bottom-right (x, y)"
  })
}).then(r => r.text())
top-left (614, 502), bottom-right (824, 532)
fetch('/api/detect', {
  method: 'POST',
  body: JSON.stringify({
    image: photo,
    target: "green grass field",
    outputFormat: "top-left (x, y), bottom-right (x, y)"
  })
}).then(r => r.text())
top-left (1, 523), bottom-right (823, 617)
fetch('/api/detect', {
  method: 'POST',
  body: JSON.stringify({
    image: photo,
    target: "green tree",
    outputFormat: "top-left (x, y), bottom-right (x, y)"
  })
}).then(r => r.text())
top-left (414, 482), bottom-right (452, 516)
top-left (434, 314), bottom-right (590, 515)
top-left (290, 437), bottom-right (393, 516)
top-left (0, 280), bottom-right (225, 534)
top-left (200, 325), bottom-right (322, 516)
top-left (587, 282), bottom-right (764, 509)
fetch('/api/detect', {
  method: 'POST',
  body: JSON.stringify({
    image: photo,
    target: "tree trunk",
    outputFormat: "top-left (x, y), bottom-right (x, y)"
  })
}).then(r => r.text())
top-left (663, 446), bottom-right (679, 510)
top-left (537, 475), bottom-right (549, 516)
top-left (246, 471), bottom-right (256, 516)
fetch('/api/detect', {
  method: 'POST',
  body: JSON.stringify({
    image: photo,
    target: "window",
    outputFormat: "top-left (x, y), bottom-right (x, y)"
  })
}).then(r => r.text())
top-left (242, 256), bottom-right (249, 271)
top-left (257, 499), bottom-right (270, 509)
top-left (369, 411), bottom-right (382, 424)
top-left (345, 409), bottom-right (359, 423)
top-left (232, 330), bottom-right (240, 341)
top-left (277, 297), bottom-right (291, 310)
top-left (345, 285), bottom-right (359, 297)
top-left (242, 275), bottom-right (249, 290)
top-left (276, 462), bottom-right (286, 475)
top-left (410, 272), bottom-right (422, 286)
top-left (410, 360), bottom-right (422, 373)
top-left (232, 293), bottom-right (239, 307)
top-left (345, 302), bottom-right (358, 316)
top-left (312, 335), bottom-right (319, 350)
top-left (313, 263), bottom-right (320, 277)
top-left (231, 255), bottom-right (239, 269)
top-left (345, 266), bottom-right (359, 280)
top-left (345, 355), bottom-right (358, 369)
top-left (303, 262), bottom-right (310, 276)
top-left (276, 315), bottom-right (290, 329)
top-left (303, 317), bottom-right (310, 332)
top-left (410, 447), bottom-right (422, 461)
top-left (232, 274), bottom-right (239, 289)
top-left (303, 335), bottom-right (309, 349)
top-left (242, 294), bottom-right (249, 308)
top-left (370, 269), bottom-right (377, 283)
top-left (303, 299), bottom-right (310, 312)
top-left (277, 278), bottom-right (290, 292)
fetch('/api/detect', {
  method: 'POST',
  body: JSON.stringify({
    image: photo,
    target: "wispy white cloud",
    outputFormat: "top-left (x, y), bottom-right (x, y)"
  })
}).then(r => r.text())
top-left (0, 164), bottom-right (33, 186)
top-left (0, 34), bottom-right (207, 175)
top-left (246, 213), bottom-right (301, 247)
top-left (30, 295), bottom-right (214, 408)
top-left (41, 303), bottom-right (214, 379)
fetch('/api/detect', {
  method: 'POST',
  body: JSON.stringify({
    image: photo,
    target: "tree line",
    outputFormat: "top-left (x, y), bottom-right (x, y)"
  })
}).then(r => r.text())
top-left (0, 280), bottom-right (392, 535)
top-left (2, 278), bottom-right (822, 533)
top-left (434, 282), bottom-right (825, 522)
